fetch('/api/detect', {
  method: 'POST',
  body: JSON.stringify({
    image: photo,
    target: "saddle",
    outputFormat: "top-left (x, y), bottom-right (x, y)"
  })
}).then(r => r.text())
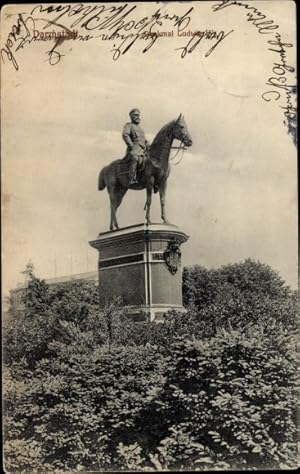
top-left (118, 153), bottom-right (148, 179)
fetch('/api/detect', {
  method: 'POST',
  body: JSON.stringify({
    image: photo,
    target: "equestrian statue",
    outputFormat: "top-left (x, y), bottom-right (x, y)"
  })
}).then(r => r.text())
top-left (98, 109), bottom-right (193, 230)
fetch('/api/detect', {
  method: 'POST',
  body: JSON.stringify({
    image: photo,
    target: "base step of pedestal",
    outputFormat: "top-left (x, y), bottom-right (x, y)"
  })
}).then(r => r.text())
top-left (125, 304), bottom-right (186, 322)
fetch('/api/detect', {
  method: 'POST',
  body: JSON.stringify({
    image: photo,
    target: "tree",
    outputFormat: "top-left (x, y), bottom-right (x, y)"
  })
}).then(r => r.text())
top-left (4, 265), bottom-right (103, 366)
top-left (182, 259), bottom-right (297, 334)
top-left (19, 262), bottom-right (51, 318)
top-left (48, 279), bottom-right (99, 324)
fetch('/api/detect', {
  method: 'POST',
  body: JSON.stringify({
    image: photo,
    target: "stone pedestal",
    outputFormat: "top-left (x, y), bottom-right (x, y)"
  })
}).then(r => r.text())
top-left (89, 223), bottom-right (189, 322)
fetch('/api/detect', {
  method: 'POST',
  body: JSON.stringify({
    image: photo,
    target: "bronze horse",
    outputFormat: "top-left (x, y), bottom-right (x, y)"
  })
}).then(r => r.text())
top-left (98, 114), bottom-right (192, 230)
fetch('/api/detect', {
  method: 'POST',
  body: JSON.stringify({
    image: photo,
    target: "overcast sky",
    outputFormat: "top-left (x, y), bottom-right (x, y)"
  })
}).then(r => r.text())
top-left (2, 1), bottom-right (297, 294)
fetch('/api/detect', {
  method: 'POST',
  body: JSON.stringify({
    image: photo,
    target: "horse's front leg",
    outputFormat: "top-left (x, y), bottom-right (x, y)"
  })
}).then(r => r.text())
top-left (113, 207), bottom-right (119, 230)
top-left (110, 199), bottom-right (117, 230)
top-left (160, 180), bottom-right (170, 224)
top-left (145, 185), bottom-right (153, 225)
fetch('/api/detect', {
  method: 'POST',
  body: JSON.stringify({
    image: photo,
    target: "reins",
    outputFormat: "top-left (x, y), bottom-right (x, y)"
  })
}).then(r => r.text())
top-left (169, 140), bottom-right (187, 166)
top-left (149, 141), bottom-right (186, 167)
top-left (150, 128), bottom-right (188, 167)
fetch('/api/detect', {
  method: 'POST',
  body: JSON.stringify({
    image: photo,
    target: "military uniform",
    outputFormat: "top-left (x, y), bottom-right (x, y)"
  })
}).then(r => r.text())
top-left (122, 122), bottom-right (147, 157)
top-left (122, 119), bottom-right (148, 184)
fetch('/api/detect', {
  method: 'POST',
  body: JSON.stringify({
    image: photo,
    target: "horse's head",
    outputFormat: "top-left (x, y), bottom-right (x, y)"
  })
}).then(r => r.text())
top-left (172, 114), bottom-right (193, 147)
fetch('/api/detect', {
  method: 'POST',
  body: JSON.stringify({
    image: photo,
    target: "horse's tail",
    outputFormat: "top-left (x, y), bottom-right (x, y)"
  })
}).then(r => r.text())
top-left (98, 167), bottom-right (106, 190)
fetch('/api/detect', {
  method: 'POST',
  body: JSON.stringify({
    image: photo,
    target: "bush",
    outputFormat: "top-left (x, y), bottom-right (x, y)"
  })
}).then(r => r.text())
top-left (145, 322), bottom-right (298, 470)
top-left (4, 320), bottom-right (297, 471)
top-left (4, 345), bottom-right (165, 471)
top-left (48, 279), bottom-right (100, 323)
top-left (113, 309), bottom-right (202, 349)
top-left (3, 262), bottom-right (298, 471)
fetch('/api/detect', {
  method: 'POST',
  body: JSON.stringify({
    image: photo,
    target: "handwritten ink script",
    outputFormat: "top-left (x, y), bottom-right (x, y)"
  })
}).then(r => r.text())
top-left (1, 13), bottom-right (36, 71)
top-left (1, 3), bottom-right (233, 70)
top-left (262, 34), bottom-right (296, 146)
top-left (212, 0), bottom-right (297, 145)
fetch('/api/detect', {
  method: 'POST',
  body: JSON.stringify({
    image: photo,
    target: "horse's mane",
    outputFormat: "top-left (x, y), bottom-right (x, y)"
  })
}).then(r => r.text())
top-left (150, 120), bottom-right (175, 149)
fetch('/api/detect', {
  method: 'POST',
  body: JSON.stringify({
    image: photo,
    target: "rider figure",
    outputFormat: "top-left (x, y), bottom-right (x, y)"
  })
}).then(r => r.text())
top-left (122, 108), bottom-right (149, 185)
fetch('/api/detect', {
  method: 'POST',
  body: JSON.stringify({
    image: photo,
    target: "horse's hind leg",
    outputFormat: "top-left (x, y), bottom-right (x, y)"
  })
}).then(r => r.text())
top-left (113, 187), bottom-right (127, 229)
top-left (109, 186), bottom-right (127, 230)
top-left (108, 187), bottom-right (117, 231)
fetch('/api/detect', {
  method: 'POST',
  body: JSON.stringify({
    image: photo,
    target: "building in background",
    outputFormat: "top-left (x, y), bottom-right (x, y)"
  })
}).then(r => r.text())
top-left (6, 271), bottom-right (98, 319)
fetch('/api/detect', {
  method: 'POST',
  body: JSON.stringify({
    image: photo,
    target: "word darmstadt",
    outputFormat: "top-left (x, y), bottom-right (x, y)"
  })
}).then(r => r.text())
top-left (33, 29), bottom-right (78, 40)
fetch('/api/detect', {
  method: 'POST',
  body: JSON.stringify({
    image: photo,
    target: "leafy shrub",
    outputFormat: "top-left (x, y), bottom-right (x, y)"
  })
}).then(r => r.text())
top-left (146, 322), bottom-right (298, 470)
top-left (48, 279), bottom-right (100, 323)
top-left (4, 345), bottom-right (165, 471)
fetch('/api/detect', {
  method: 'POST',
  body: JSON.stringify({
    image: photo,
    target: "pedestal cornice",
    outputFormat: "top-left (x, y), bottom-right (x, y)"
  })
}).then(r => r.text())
top-left (89, 223), bottom-right (189, 250)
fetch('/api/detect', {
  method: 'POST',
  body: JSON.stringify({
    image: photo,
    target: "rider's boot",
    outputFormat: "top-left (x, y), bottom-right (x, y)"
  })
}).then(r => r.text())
top-left (129, 161), bottom-right (138, 185)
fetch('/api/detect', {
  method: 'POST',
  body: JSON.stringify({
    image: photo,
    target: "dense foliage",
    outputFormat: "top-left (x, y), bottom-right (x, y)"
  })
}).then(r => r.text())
top-left (3, 260), bottom-right (298, 471)
top-left (147, 325), bottom-right (297, 470)
top-left (182, 259), bottom-right (297, 334)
